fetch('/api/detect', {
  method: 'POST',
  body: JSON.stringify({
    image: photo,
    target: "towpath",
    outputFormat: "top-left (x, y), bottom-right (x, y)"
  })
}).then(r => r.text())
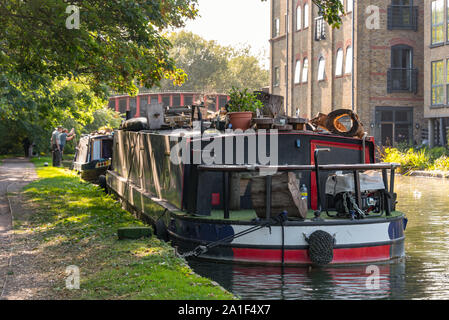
top-left (0, 158), bottom-right (38, 299)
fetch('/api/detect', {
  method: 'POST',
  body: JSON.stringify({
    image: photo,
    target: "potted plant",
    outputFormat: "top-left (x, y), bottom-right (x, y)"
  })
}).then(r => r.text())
top-left (226, 87), bottom-right (263, 131)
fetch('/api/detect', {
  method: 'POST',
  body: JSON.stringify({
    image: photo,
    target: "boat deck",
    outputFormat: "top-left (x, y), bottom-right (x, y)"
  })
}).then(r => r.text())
top-left (175, 209), bottom-right (404, 222)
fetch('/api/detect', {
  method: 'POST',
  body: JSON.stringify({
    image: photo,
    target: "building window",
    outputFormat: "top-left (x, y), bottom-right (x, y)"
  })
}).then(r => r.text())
top-left (172, 94), bottom-right (181, 107)
top-left (294, 60), bottom-right (301, 84)
top-left (274, 18), bottom-right (280, 37)
top-left (315, 15), bottom-right (326, 40)
top-left (387, 45), bottom-right (417, 93)
top-left (302, 58), bottom-right (309, 83)
top-left (162, 96), bottom-right (170, 107)
top-left (296, 6), bottom-right (302, 30)
top-left (184, 95), bottom-right (193, 106)
top-left (345, 46), bottom-right (353, 74)
top-left (335, 49), bottom-right (344, 76)
top-left (447, 59), bottom-right (449, 104)
top-left (274, 67), bottom-right (280, 87)
top-left (387, 0), bottom-right (418, 31)
top-left (317, 57), bottom-right (326, 81)
top-left (338, 0), bottom-right (344, 15)
top-left (432, 60), bottom-right (445, 105)
top-left (432, 0), bottom-right (444, 44)
top-left (447, 0), bottom-right (449, 41)
top-left (219, 96), bottom-right (228, 108)
top-left (304, 3), bottom-right (309, 28)
top-left (375, 107), bottom-right (413, 146)
top-left (347, 0), bottom-right (353, 13)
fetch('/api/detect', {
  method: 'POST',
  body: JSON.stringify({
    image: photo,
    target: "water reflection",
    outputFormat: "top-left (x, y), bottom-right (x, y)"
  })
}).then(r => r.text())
top-left (188, 176), bottom-right (449, 299)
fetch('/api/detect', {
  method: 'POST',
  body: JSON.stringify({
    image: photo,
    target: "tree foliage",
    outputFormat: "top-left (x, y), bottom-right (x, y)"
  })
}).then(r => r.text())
top-left (0, 0), bottom-right (198, 95)
top-left (157, 31), bottom-right (269, 92)
top-left (261, 0), bottom-right (344, 28)
top-left (0, 0), bottom-right (198, 154)
top-left (0, 75), bottom-right (109, 154)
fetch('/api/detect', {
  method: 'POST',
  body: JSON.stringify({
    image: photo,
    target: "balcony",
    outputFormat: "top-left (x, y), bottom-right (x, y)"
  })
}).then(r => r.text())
top-left (387, 5), bottom-right (418, 31)
top-left (314, 16), bottom-right (326, 41)
top-left (387, 68), bottom-right (418, 94)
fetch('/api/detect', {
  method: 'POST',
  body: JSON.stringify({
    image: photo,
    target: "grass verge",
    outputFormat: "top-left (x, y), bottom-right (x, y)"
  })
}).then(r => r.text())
top-left (19, 157), bottom-right (235, 299)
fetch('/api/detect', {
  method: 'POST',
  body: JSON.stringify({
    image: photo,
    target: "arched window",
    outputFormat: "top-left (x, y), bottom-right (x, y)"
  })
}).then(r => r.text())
top-left (347, 0), bottom-right (353, 12)
top-left (302, 58), bottom-right (309, 83)
top-left (335, 49), bottom-right (344, 76)
top-left (317, 57), bottom-right (326, 81)
top-left (296, 6), bottom-right (302, 30)
top-left (345, 46), bottom-right (353, 74)
top-left (294, 60), bottom-right (301, 84)
top-left (304, 3), bottom-right (309, 28)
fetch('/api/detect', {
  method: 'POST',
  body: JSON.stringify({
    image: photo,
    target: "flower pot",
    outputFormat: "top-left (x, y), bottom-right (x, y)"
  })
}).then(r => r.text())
top-left (228, 112), bottom-right (253, 131)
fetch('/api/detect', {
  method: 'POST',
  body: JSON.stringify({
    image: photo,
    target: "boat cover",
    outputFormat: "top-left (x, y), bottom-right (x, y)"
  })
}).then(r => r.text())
top-left (325, 171), bottom-right (385, 196)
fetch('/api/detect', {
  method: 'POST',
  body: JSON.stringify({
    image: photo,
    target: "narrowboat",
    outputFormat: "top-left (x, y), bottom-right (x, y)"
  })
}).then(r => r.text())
top-left (72, 133), bottom-right (114, 183)
top-left (106, 109), bottom-right (407, 266)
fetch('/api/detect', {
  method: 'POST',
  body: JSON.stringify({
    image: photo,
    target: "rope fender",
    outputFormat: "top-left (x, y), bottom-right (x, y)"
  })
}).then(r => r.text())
top-left (304, 230), bottom-right (336, 266)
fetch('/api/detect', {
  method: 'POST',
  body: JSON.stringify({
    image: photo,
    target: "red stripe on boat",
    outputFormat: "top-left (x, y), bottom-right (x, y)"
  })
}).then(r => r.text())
top-left (232, 245), bottom-right (391, 264)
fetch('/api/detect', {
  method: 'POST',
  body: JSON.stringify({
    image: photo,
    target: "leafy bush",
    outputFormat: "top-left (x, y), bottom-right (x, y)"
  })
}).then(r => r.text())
top-left (381, 147), bottom-right (449, 172)
top-left (226, 87), bottom-right (263, 113)
top-left (430, 156), bottom-right (449, 171)
top-left (428, 146), bottom-right (449, 160)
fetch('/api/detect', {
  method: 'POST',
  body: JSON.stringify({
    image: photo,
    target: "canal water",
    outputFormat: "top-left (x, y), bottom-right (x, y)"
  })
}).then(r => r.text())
top-left (188, 175), bottom-right (449, 299)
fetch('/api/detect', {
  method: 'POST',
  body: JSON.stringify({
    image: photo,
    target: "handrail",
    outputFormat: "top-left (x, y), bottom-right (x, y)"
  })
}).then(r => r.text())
top-left (197, 163), bottom-right (400, 173)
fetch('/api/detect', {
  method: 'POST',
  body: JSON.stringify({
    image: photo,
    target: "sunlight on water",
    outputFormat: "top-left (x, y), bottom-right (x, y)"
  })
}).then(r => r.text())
top-left (188, 175), bottom-right (449, 300)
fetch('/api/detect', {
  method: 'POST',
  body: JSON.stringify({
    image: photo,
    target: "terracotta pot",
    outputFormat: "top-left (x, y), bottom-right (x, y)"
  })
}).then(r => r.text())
top-left (228, 112), bottom-right (253, 131)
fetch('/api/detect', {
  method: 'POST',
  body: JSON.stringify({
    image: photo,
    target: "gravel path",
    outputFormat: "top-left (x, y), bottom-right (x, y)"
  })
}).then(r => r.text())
top-left (0, 158), bottom-right (38, 300)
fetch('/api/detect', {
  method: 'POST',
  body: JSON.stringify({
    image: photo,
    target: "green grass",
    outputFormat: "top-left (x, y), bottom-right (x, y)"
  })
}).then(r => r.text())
top-left (20, 157), bottom-right (234, 300)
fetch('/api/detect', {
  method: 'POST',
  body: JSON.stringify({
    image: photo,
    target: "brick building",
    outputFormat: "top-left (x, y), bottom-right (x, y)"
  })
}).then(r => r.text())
top-left (270, 0), bottom-right (425, 146)
top-left (424, 0), bottom-right (449, 147)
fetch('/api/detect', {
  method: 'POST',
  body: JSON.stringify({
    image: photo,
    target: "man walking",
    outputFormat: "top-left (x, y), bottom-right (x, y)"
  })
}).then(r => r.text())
top-left (51, 126), bottom-right (63, 167)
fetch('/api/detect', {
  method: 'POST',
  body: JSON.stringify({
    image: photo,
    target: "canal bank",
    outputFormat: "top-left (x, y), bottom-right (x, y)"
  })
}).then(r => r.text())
top-left (407, 170), bottom-right (449, 179)
top-left (1, 157), bottom-right (234, 300)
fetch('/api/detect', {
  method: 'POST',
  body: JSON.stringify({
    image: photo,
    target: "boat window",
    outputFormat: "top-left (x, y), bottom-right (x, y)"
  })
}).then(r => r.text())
top-left (92, 139), bottom-right (101, 161)
top-left (102, 139), bottom-right (113, 159)
top-left (76, 138), bottom-right (89, 163)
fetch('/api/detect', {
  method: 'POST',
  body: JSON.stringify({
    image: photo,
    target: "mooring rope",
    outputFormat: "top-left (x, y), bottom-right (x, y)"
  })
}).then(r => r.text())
top-left (177, 213), bottom-right (288, 260)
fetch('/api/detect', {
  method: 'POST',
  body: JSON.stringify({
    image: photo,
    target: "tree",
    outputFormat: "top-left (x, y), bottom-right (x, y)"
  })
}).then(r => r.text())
top-left (0, 0), bottom-right (198, 95)
top-left (260, 0), bottom-right (344, 28)
top-left (0, 1), bottom-right (198, 154)
top-left (0, 76), bottom-right (108, 155)
top-left (156, 31), bottom-right (269, 93)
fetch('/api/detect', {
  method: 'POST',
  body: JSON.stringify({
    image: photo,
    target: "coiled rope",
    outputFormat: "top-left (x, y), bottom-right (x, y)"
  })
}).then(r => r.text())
top-left (304, 230), bottom-right (336, 266)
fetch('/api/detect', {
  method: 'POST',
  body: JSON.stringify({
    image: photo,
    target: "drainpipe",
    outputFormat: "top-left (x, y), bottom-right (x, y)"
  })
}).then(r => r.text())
top-left (351, 0), bottom-right (355, 112)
